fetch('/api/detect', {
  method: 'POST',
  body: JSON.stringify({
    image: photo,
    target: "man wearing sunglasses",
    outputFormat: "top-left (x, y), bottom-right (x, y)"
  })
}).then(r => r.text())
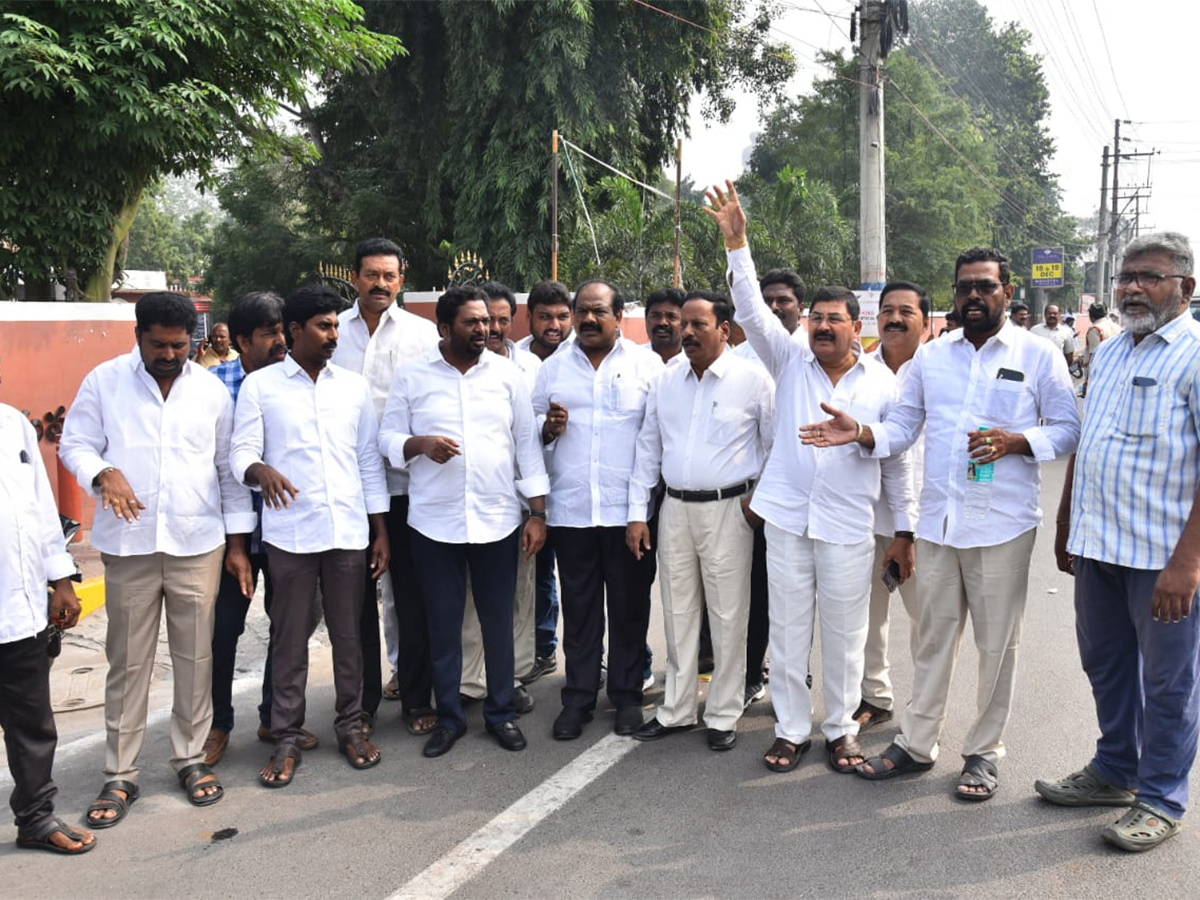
top-left (800, 245), bottom-right (1079, 802)
top-left (1039, 233), bottom-right (1200, 852)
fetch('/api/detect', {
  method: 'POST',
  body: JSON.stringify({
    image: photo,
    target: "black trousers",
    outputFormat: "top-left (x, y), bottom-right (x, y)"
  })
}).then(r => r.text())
top-left (553, 526), bottom-right (655, 712)
top-left (210, 549), bottom-right (273, 732)
top-left (411, 528), bottom-right (520, 732)
top-left (384, 496), bottom-right (434, 715)
top-left (0, 631), bottom-right (57, 833)
top-left (746, 523), bottom-right (769, 683)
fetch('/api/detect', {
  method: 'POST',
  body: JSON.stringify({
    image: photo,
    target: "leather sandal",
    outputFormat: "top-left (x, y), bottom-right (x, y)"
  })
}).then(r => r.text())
top-left (178, 762), bottom-right (224, 807)
top-left (339, 730), bottom-right (381, 769)
top-left (955, 754), bottom-right (998, 802)
top-left (86, 780), bottom-right (139, 829)
top-left (856, 742), bottom-right (934, 780)
top-left (16, 817), bottom-right (96, 855)
top-left (827, 734), bottom-right (866, 774)
top-left (259, 745), bottom-right (302, 789)
top-left (763, 737), bottom-right (812, 773)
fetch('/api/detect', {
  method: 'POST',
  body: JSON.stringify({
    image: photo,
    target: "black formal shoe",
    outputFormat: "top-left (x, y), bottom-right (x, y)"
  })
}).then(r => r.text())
top-left (486, 720), bottom-right (527, 752)
top-left (423, 725), bottom-right (466, 758)
top-left (614, 705), bottom-right (645, 736)
top-left (633, 719), bottom-right (694, 742)
top-left (708, 728), bottom-right (737, 751)
top-left (520, 655), bottom-right (557, 685)
top-left (514, 686), bottom-right (535, 716)
top-left (553, 706), bottom-right (593, 741)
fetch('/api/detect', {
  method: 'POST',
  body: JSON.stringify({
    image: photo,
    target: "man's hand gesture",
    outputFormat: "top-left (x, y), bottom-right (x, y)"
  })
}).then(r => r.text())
top-left (702, 180), bottom-right (749, 248)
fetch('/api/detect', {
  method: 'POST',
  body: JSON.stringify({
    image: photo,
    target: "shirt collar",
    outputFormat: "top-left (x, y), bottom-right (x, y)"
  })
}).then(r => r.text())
top-left (687, 346), bottom-right (732, 381)
top-left (283, 352), bottom-right (332, 379)
top-left (1150, 311), bottom-right (1194, 344)
top-left (348, 298), bottom-right (405, 325)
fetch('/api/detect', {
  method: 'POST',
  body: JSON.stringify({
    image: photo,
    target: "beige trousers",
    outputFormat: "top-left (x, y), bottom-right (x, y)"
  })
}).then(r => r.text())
top-left (655, 496), bottom-right (753, 732)
top-left (860, 535), bottom-right (921, 710)
top-left (461, 544), bottom-right (536, 697)
top-left (895, 529), bottom-right (1037, 765)
top-left (101, 547), bottom-right (225, 782)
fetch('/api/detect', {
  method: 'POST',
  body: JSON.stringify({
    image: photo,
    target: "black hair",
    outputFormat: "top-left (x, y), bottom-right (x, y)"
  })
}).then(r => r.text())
top-left (353, 237), bottom-right (406, 273)
top-left (945, 309), bottom-right (962, 324)
top-left (879, 280), bottom-right (931, 317)
top-left (809, 286), bottom-right (860, 320)
top-left (227, 291), bottom-right (285, 350)
top-left (526, 280), bottom-right (572, 312)
top-left (1089, 302), bottom-right (1108, 320)
top-left (135, 292), bottom-right (197, 335)
top-left (645, 287), bottom-right (686, 312)
top-left (573, 279), bottom-right (625, 315)
top-left (955, 247), bottom-right (1011, 284)
top-left (759, 268), bottom-right (807, 304)
top-left (1009, 302), bottom-right (1030, 315)
top-left (436, 285), bottom-right (489, 326)
top-left (284, 285), bottom-right (344, 333)
top-left (683, 289), bottom-right (733, 326)
top-left (480, 281), bottom-right (517, 316)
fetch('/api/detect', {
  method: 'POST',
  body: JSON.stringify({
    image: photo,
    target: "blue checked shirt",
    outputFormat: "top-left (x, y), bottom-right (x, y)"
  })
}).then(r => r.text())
top-left (1069, 312), bottom-right (1200, 569)
top-left (210, 358), bottom-right (263, 555)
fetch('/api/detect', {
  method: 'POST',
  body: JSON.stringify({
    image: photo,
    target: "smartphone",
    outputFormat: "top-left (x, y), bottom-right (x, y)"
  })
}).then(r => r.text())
top-left (881, 559), bottom-right (901, 593)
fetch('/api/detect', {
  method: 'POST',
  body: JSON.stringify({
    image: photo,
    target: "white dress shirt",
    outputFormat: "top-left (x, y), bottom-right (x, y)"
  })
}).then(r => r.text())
top-left (868, 347), bottom-right (925, 537)
top-left (870, 321), bottom-right (1080, 548)
top-left (629, 347), bottom-right (775, 521)
top-left (59, 352), bottom-right (255, 557)
top-left (332, 299), bottom-right (440, 495)
top-left (733, 325), bottom-right (808, 369)
top-left (501, 339), bottom-right (542, 390)
top-left (1, 405), bottom-right (78, 643)
top-left (1030, 322), bottom-right (1078, 357)
top-left (379, 347), bottom-right (550, 544)
top-left (533, 337), bottom-right (663, 528)
top-left (726, 246), bottom-right (915, 543)
top-left (231, 355), bottom-right (390, 554)
top-left (516, 332), bottom-right (574, 355)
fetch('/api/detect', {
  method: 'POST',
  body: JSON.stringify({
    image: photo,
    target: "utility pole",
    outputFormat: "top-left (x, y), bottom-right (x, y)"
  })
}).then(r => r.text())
top-left (858, 1), bottom-right (886, 291)
top-left (1096, 146), bottom-right (1109, 306)
top-left (1108, 119), bottom-right (1124, 271)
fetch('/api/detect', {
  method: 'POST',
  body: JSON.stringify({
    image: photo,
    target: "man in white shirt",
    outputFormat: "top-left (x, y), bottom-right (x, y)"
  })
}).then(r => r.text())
top-left (1, 403), bottom-right (94, 855)
top-left (645, 287), bottom-right (685, 363)
top-left (379, 286), bottom-right (549, 758)
top-left (332, 238), bottom-right (440, 738)
top-left (857, 281), bottom-right (929, 730)
top-left (232, 285), bottom-right (391, 786)
top-left (458, 281), bottom-right (542, 714)
top-left (802, 246), bottom-right (1080, 801)
top-left (628, 290), bottom-right (775, 751)
top-left (533, 279), bottom-right (663, 740)
top-left (515, 281), bottom-right (573, 682)
top-left (1030, 304), bottom-right (1077, 366)
top-left (60, 292), bottom-right (256, 826)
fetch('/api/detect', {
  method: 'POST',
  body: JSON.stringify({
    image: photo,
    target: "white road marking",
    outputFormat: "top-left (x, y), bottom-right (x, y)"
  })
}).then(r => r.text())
top-left (0, 676), bottom-right (261, 791)
top-left (386, 733), bottom-right (640, 900)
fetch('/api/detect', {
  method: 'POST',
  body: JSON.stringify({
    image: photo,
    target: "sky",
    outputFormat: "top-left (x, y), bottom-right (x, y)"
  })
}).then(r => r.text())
top-left (679, 0), bottom-right (1200, 264)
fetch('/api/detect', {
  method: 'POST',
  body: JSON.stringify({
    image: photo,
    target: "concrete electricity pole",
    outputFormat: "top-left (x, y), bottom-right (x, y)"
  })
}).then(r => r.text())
top-left (858, 0), bottom-right (886, 291)
top-left (1096, 145), bottom-right (1109, 306)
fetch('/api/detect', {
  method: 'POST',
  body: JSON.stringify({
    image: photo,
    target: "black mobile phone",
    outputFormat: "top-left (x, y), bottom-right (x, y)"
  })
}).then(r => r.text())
top-left (996, 367), bottom-right (1025, 382)
top-left (881, 559), bottom-right (901, 593)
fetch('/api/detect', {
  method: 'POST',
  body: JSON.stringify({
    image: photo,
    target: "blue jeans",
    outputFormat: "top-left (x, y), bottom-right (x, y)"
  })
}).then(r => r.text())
top-left (534, 543), bottom-right (560, 658)
top-left (1076, 557), bottom-right (1200, 818)
top-left (211, 551), bottom-right (273, 732)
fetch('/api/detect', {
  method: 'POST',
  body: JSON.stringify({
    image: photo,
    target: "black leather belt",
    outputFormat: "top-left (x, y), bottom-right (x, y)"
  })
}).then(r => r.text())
top-left (665, 480), bottom-right (754, 503)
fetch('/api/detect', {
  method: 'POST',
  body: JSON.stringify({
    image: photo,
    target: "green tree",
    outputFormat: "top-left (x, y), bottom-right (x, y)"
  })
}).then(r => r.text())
top-left (0, 0), bottom-right (402, 300)
top-left (123, 184), bottom-right (216, 283)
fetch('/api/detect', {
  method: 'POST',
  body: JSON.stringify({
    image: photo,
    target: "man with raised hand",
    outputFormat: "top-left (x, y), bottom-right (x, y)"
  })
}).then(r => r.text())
top-left (333, 237), bottom-right (440, 739)
top-left (61, 292), bottom-right (255, 826)
top-left (1038, 232), bottom-right (1200, 852)
top-left (704, 182), bottom-right (914, 776)
top-left (800, 239), bottom-right (1079, 802)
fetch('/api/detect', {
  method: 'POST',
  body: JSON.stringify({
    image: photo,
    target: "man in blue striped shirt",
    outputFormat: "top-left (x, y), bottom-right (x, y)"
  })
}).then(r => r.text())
top-left (1039, 232), bottom-right (1200, 852)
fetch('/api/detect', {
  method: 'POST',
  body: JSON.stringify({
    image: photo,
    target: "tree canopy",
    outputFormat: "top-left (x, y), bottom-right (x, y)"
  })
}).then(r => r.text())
top-left (0, 0), bottom-right (402, 300)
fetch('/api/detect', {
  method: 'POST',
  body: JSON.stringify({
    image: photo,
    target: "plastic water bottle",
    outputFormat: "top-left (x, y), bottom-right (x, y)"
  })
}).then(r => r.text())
top-left (963, 426), bottom-right (993, 520)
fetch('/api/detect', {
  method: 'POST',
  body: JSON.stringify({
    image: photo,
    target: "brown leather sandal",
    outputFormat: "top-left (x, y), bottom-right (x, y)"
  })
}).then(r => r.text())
top-left (827, 734), bottom-right (865, 774)
top-left (763, 737), bottom-right (812, 773)
top-left (339, 730), bottom-right (381, 769)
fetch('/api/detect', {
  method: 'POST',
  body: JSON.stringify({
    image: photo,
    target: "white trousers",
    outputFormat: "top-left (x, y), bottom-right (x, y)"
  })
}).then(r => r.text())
top-left (461, 545), bottom-right (536, 696)
top-left (381, 572), bottom-right (399, 671)
top-left (860, 534), bottom-right (921, 709)
top-left (655, 496), bottom-right (753, 732)
top-left (766, 524), bottom-right (874, 744)
top-left (896, 529), bottom-right (1037, 765)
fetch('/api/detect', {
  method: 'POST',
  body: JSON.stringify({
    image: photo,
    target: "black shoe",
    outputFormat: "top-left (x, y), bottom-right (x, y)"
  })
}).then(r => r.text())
top-left (423, 725), bottom-right (466, 758)
top-left (744, 682), bottom-right (766, 709)
top-left (520, 655), bottom-right (557, 685)
top-left (514, 686), bottom-right (535, 716)
top-left (553, 706), bottom-right (593, 741)
top-left (707, 728), bottom-right (737, 751)
top-left (698, 655), bottom-right (715, 676)
top-left (598, 662), bottom-right (607, 687)
top-left (633, 719), bottom-right (693, 742)
top-left (486, 720), bottom-right (527, 752)
top-left (614, 705), bottom-right (645, 736)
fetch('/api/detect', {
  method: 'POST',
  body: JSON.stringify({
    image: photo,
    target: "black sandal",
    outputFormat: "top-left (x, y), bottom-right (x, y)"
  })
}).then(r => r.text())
top-left (178, 762), bottom-right (224, 807)
top-left (856, 742), bottom-right (934, 780)
top-left (16, 817), bottom-right (96, 855)
top-left (86, 779), bottom-right (139, 829)
top-left (955, 754), bottom-right (998, 802)
top-left (827, 734), bottom-right (866, 774)
top-left (259, 745), bottom-right (302, 789)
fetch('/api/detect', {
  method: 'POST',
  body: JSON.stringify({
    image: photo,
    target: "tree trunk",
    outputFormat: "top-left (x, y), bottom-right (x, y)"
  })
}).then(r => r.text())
top-left (82, 190), bottom-right (145, 301)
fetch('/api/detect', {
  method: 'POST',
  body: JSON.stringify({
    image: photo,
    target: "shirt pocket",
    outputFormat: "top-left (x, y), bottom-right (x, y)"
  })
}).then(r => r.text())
top-left (706, 406), bottom-right (744, 444)
top-left (605, 379), bottom-right (644, 414)
top-left (982, 377), bottom-right (1029, 428)
top-left (1117, 381), bottom-right (1164, 437)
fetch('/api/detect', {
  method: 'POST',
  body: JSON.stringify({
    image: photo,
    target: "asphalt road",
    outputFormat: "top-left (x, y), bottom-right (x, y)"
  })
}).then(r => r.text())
top-left (4, 455), bottom-right (1199, 898)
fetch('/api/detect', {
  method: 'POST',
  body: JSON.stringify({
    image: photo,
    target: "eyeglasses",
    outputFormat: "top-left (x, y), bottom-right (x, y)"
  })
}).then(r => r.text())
top-left (808, 313), bottom-right (850, 326)
top-left (1112, 271), bottom-right (1186, 288)
top-left (952, 281), bottom-right (1005, 298)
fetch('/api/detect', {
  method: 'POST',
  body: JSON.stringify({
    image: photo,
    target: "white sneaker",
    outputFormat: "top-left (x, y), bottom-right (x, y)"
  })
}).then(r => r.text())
top-left (643, 672), bottom-right (655, 691)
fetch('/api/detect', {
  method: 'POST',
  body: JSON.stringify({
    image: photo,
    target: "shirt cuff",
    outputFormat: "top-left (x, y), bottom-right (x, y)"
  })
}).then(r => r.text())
top-left (628, 501), bottom-right (649, 522)
top-left (515, 473), bottom-right (551, 499)
top-left (1022, 426), bottom-right (1055, 462)
top-left (866, 422), bottom-right (891, 458)
top-left (365, 491), bottom-right (392, 515)
top-left (889, 510), bottom-right (915, 533)
top-left (44, 551), bottom-right (77, 583)
top-left (78, 457), bottom-right (113, 497)
top-left (223, 512), bottom-right (259, 535)
top-left (383, 433), bottom-right (415, 470)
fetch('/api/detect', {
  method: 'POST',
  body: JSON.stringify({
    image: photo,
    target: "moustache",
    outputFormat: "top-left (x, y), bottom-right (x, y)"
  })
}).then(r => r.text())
top-left (370, 289), bottom-right (390, 297)
top-left (322, 340), bottom-right (338, 352)
top-left (579, 325), bottom-right (601, 334)
top-left (884, 322), bottom-right (908, 332)
top-left (813, 330), bottom-right (835, 341)
top-left (653, 325), bottom-right (674, 334)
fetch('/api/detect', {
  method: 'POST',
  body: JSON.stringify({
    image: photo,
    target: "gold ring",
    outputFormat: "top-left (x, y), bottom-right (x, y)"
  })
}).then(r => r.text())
top-left (986, 437), bottom-right (993, 445)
